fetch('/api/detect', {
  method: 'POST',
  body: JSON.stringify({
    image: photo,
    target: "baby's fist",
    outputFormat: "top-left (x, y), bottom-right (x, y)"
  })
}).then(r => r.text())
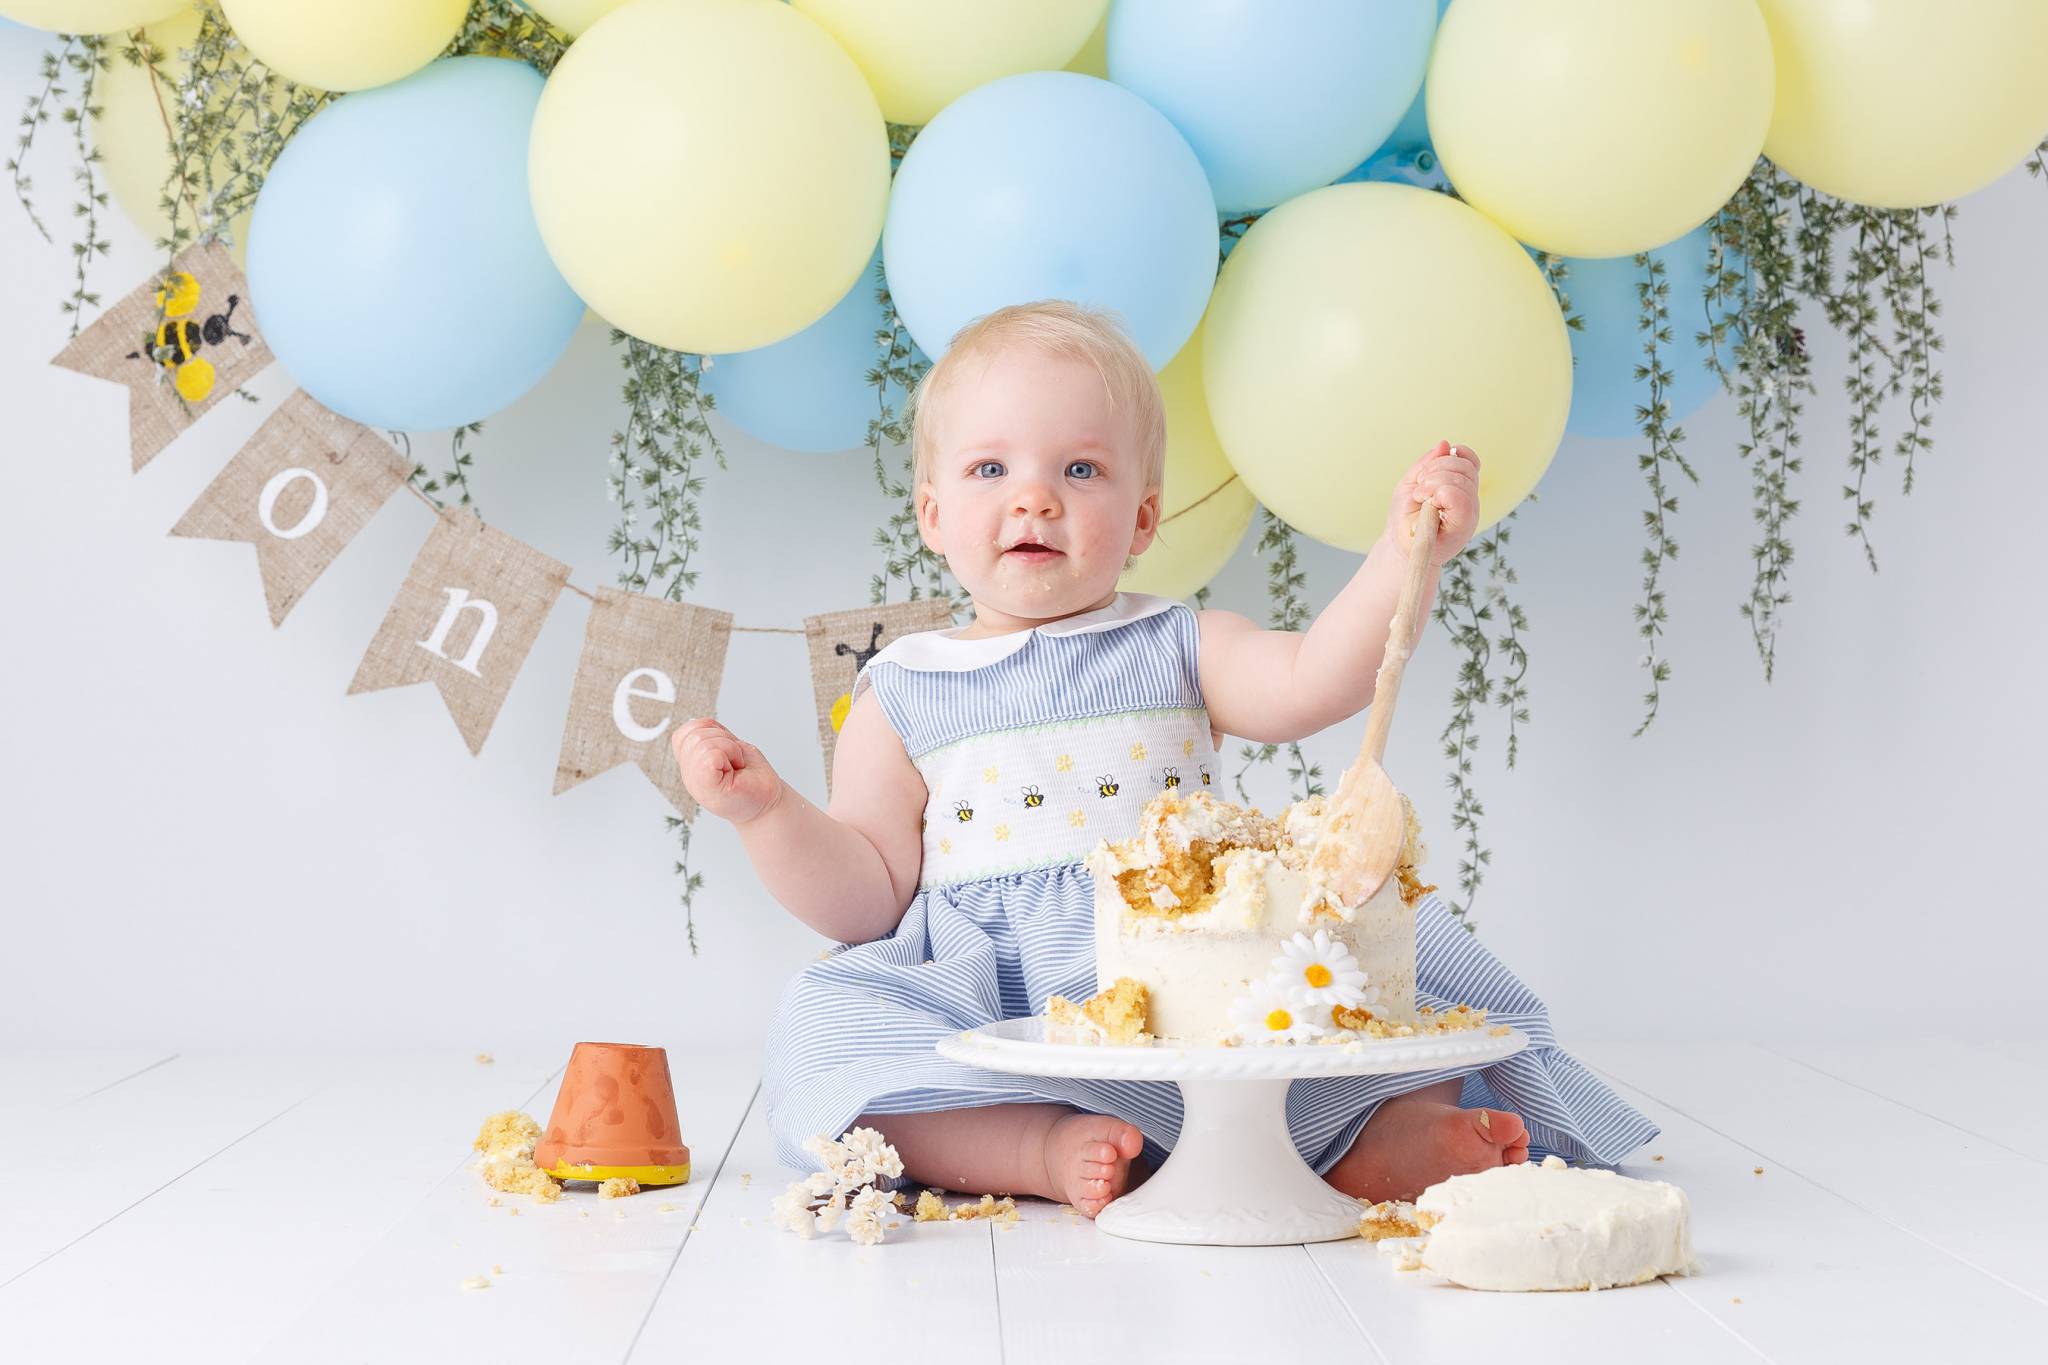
top-left (671, 718), bottom-right (782, 825)
top-left (1386, 439), bottom-right (1482, 565)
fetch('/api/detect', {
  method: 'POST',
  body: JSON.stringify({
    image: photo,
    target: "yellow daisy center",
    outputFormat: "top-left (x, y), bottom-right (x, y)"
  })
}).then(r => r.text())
top-left (1264, 1008), bottom-right (1293, 1032)
top-left (1304, 963), bottom-right (1333, 988)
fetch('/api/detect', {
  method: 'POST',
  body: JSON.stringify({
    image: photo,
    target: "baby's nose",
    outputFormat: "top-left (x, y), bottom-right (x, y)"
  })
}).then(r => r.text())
top-left (1013, 484), bottom-right (1061, 516)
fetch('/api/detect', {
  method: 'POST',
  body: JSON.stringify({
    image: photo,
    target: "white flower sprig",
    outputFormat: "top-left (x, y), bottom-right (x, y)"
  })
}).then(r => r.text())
top-left (772, 1126), bottom-right (908, 1246)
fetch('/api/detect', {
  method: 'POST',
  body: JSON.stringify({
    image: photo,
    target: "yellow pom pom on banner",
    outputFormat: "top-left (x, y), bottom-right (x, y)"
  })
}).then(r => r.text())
top-left (0, 1), bottom-right (185, 33)
top-left (1757, 0), bottom-right (2048, 209)
top-left (793, 0), bottom-right (1108, 125)
top-left (1120, 325), bottom-right (1253, 600)
top-left (218, 0), bottom-right (466, 93)
top-left (1201, 184), bottom-right (1570, 554)
top-left (1427, 0), bottom-right (1774, 259)
top-left (530, 0), bottom-right (890, 356)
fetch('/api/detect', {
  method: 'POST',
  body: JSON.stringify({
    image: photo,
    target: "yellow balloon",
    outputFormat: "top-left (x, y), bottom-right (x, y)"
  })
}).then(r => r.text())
top-left (530, 0), bottom-right (890, 355)
top-left (524, 0), bottom-right (630, 38)
top-left (1427, 0), bottom-right (1774, 258)
top-left (1202, 184), bottom-right (1570, 554)
top-left (1120, 327), bottom-right (1253, 599)
top-left (1758, 0), bottom-right (2048, 208)
top-left (93, 10), bottom-right (307, 270)
top-left (793, 0), bottom-right (1107, 124)
top-left (1064, 8), bottom-right (1109, 79)
top-left (0, 1), bottom-right (185, 32)
top-left (217, 0), bottom-right (466, 92)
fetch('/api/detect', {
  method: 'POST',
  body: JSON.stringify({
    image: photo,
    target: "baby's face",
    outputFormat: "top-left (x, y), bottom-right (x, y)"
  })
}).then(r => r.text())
top-left (917, 348), bottom-right (1159, 625)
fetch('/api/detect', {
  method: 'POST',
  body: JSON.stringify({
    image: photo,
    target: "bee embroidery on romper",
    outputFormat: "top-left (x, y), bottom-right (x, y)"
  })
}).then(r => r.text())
top-left (1199, 763), bottom-right (1213, 787)
top-left (126, 272), bottom-right (254, 403)
top-left (1021, 785), bottom-right (1045, 808)
top-left (1096, 775), bottom-right (1120, 798)
top-left (1161, 766), bottom-right (1181, 790)
top-left (953, 799), bottom-right (975, 823)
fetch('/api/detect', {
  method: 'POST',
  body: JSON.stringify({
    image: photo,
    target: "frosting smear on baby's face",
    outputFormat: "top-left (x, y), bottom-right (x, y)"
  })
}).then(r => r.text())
top-left (915, 348), bottom-right (1160, 638)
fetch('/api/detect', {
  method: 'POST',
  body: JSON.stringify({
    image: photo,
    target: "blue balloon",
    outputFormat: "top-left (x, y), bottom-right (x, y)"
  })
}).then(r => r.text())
top-left (703, 244), bottom-right (925, 454)
top-left (1548, 224), bottom-right (1733, 441)
top-left (247, 57), bottom-right (582, 432)
top-left (1364, 0), bottom-right (1455, 164)
top-left (884, 72), bottom-right (1217, 370)
top-left (1108, 0), bottom-right (1435, 213)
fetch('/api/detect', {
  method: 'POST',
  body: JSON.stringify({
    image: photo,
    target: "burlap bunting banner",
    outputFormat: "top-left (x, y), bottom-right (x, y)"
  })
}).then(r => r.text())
top-left (347, 509), bottom-right (570, 755)
top-left (804, 597), bottom-right (956, 790)
top-left (554, 587), bottom-right (733, 818)
top-left (51, 242), bottom-right (273, 473)
top-left (169, 389), bottom-right (410, 626)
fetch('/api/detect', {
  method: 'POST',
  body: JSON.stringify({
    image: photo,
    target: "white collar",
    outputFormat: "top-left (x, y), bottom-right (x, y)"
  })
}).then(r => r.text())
top-left (863, 592), bottom-right (1179, 673)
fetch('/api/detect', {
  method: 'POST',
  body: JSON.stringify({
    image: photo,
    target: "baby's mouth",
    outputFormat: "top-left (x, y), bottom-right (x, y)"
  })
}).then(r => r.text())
top-left (1004, 540), bottom-right (1064, 563)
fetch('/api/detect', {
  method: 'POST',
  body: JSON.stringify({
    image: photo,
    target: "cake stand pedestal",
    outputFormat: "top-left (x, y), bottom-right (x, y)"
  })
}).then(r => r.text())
top-left (936, 1016), bottom-right (1528, 1246)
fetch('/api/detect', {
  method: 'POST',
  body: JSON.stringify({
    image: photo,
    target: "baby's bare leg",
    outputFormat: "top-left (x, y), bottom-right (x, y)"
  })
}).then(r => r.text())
top-left (857, 1103), bottom-right (1148, 1216)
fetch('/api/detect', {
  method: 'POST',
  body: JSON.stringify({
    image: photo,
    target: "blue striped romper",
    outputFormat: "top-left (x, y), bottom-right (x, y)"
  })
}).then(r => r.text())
top-left (758, 592), bottom-right (1658, 1178)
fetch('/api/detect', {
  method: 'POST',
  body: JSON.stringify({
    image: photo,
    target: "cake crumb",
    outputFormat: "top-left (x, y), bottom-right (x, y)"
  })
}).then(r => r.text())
top-left (1357, 1200), bottom-right (1426, 1241)
top-left (1753, 1166), bottom-right (1764, 1175)
top-left (492, 1263), bottom-right (503, 1275)
top-left (1732, 1297), bottom-right (1743, 1304)
top-left (658, 1201), bottom-right (680, 1213)
top-left (471, 1110), bottom-right (563, 1204)
top-left (914, 1189), bottom-right (949, 1222)
top-left (460, 1275), bottom-right (490, 1291)
top-left (486, 1196), bottom-right (501, 1207)
top-left (509, 1207), bottom-right (520, 1217)
top-left (475, 1052), bottom-right (494, 1065)
top-left (598, 1177), bottom-right (641, 1200)
top-left (949, 1194), bottom-right (1020, 1222)
top-left (1652, 1154), bottom-right (1664, 1162)
top-left (740, 1173), bottom-right (753, 1188)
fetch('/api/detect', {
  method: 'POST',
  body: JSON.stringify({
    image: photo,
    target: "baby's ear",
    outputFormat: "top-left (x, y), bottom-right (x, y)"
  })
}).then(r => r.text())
top-left (914, 481), bottom-right (944, 556)
top-left (1127, 486), bottom-right (1163, 557)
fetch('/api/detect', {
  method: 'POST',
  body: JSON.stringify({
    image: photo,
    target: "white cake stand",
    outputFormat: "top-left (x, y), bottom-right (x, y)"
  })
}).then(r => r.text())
top-left (936, 1016), bottom-right (1529, 1246)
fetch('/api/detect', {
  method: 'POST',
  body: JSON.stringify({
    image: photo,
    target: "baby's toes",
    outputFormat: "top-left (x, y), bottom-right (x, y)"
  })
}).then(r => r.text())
top-left (1478, 1107), bottom-right (1527, 1152)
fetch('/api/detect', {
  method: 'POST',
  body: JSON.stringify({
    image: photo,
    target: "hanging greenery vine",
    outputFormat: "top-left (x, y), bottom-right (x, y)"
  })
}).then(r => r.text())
top-left (866, 121), bottom-right (959, 612)
top-left (1630, 249), bottom-right (1696, 733)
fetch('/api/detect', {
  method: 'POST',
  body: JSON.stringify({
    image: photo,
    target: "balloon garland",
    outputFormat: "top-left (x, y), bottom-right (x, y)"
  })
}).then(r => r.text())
top-left (6, 0), bottom-right (2039, 930)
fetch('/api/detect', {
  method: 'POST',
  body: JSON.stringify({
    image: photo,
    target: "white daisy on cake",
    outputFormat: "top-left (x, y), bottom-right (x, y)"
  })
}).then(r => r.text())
top-left (1270, 930), bottom-right (1377, 1011)
top-left (1227, 976), bottom-right (1327, 1045)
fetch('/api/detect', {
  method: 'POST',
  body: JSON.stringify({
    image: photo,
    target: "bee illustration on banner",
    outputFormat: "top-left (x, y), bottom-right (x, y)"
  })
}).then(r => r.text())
top-left (126, 270), bottom-right (254, 403)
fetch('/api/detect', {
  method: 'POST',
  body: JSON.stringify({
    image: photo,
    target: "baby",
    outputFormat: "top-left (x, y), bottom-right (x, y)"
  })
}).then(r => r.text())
top-left (676, 302), bottom-right (1656, 1217)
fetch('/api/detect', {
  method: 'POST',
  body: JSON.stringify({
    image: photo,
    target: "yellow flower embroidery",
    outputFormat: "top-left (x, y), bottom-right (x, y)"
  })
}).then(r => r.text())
top-left (1183, 737), bottom-right (1195, 757)
top-left (982, 765), bottom-right (999, 784)
top-left (1068, 809), bottom-right (1086, 829)
top-left (1054, 753), bottom-right (1074, 773)
top-left (939, 837), bottom-right (953, 855)
top-left (993, 823), bottom-right (1011, 843)
top-left (1129, 741), bottom-right (1147, 763)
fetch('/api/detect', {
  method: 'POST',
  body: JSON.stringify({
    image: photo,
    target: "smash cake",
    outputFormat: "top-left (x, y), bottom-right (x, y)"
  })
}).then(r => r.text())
top-left (1369, 1155), bottom-right (1699, 1292)
top-left (1047, 789), bottom-right (1494, 1047)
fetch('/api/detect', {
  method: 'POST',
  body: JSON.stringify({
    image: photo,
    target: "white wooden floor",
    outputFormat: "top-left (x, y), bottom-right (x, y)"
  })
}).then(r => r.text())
top-left (1, 1040), bottom-right (2042, 1364)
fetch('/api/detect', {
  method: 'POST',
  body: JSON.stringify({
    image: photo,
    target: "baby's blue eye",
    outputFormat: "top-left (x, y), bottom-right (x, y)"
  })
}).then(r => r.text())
top-left (1066, 460), bottom-right (1098, 480)
top-left (975, 460), bottom-right (1005, 479)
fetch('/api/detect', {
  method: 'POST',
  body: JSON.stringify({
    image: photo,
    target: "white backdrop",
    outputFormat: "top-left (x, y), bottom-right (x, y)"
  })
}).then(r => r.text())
top-left (3, 28), bottom-right (2043, 1056)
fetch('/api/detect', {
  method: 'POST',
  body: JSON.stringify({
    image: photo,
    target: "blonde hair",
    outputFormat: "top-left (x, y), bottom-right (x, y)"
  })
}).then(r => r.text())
top-left (907, 300), bottom-right (1167, 496)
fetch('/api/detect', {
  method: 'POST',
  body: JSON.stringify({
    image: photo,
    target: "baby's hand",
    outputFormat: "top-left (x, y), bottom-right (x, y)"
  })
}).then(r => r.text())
top-left (1384, 440), bottom-right (1481, 566)
top-left (671, 718), bottom-right (783, 825)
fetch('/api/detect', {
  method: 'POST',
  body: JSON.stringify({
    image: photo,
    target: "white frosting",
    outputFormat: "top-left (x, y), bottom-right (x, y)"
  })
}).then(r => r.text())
top-left (1085, 792), bottom-right (1417, 1044)
top-left (1414, 1155), bottom-right (1698, 1292)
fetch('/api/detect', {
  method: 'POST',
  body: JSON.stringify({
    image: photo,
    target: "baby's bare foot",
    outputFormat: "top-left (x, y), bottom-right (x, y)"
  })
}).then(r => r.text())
top-left (1324, 1097), bottom-right (1530, 1203)
top-left (1039, 1112), bottom-right (1145, 1218)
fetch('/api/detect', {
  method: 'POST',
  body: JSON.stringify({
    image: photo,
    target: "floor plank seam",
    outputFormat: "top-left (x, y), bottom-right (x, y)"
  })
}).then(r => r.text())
top-left (0, 1088), bottom-right (317, 1294)
top-left (986, 1221), bottom-right (1006, 1365)
top-left (620, 1078), bottom-right (760, 1365)
top-left (1589, 1063), bottom-right (2048, 1313)
top-left (1756, 1042), bottom-right (2047, 1167)
top-left (1300, 1244), bottom-right (1392, 1364)
top-left (56, 1052), bottom-right (181, 1108)
top-left (1653, 1271), bottom-right (1782, 1362)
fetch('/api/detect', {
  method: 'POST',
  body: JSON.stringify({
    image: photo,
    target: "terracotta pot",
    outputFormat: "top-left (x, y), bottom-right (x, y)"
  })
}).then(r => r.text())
top-left (532, 1041), bottom-right (691, 1186)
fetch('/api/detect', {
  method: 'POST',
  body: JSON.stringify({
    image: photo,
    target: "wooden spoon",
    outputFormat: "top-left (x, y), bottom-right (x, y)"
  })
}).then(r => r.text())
top-left (1307, 495), bottom-right (1441, 910)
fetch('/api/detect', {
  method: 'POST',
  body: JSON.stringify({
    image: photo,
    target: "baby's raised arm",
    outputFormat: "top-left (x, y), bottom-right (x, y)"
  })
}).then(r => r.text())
top-left (1197, 441), bottom-right (1482, 744)
top-left (671, 690), bottom-right (925, 946)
